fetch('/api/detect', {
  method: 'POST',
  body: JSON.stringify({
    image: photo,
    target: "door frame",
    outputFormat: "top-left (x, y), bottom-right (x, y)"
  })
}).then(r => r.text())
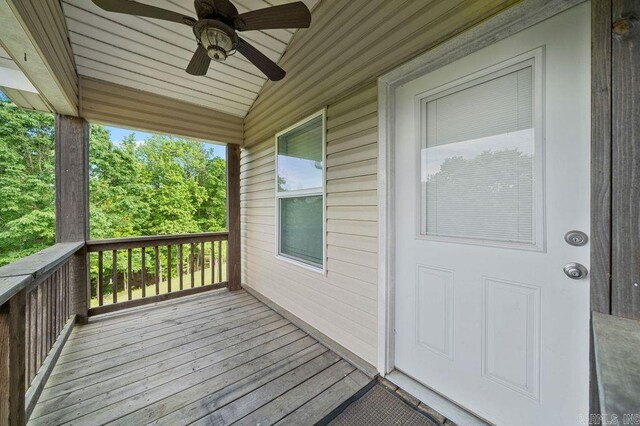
top-left (376, 0), bottom-right (587, 377)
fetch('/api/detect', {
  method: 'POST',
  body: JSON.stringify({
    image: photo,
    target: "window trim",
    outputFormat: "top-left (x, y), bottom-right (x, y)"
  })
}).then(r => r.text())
top-left (274, 109), bottom-right (327, 274)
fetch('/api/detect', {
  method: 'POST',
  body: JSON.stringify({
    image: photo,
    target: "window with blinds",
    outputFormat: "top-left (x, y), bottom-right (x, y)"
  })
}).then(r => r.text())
top-left (276, 111), bottom-right (326, 270)
top-left (420, 61), bottom-right (538, 245)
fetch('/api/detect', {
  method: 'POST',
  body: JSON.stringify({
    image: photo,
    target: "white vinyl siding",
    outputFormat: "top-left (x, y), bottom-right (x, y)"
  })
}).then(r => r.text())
top-left (241, 84), bottom-right (378, 364)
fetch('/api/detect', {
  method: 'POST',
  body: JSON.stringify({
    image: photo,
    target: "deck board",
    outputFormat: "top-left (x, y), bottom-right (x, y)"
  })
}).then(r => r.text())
top-left (28, 289), bottom-right (373, 425)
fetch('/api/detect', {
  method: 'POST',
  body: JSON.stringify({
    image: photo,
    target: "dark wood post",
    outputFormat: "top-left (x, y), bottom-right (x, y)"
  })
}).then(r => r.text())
top-left (227, 144), bottom-right (241, 291)
top-left (0, 289), bottom-right (26, 425)
top-left (55, 115), bottom-right (90, 323)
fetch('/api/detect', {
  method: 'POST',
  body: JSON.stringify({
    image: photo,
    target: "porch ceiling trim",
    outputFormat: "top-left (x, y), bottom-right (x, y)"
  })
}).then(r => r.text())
top-left (0, 0), bottom-right (78, 116)
top-left (79, 76), bottom-right (243, 145)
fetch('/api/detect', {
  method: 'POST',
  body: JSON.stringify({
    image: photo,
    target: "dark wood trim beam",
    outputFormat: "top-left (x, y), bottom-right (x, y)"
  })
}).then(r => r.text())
top-left (55, 114), bottom-right (90, 323)
top-left (591, 0), bottom-right (612, 316)
top-left (227, 144), bottom-right (242, 291)
top-left (611, 0), bottom-right (640, 319)
top-left (591, 0), bottom-right (613, 416)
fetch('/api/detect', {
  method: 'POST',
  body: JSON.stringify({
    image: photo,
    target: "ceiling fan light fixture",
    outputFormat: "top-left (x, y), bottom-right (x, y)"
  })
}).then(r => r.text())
top-left (198, 25), bottom-right (235, 62)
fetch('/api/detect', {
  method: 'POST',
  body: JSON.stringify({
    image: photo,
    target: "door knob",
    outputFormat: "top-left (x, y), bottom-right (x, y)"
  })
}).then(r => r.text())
top-left (563, 262), bottom-right (588, 279)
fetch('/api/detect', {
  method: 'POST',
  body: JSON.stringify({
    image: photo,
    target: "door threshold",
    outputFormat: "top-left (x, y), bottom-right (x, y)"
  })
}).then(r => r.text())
top-left (385, 370), bottom-right (493, 426)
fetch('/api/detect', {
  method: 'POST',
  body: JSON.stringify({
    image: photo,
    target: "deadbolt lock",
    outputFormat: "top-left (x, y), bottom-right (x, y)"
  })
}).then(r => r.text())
top-left (565, 230), bottom-right (588, 247)
top-left (564, 262), bottom-right (588, 279)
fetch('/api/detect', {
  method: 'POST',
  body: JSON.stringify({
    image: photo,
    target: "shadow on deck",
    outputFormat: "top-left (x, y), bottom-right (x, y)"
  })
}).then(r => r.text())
top-left (28, 289), bottom-right (373, 425)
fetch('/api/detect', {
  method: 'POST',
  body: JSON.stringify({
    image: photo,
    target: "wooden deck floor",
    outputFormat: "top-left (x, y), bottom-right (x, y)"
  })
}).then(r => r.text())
top-left (28, 289), bottom-right (372, 425)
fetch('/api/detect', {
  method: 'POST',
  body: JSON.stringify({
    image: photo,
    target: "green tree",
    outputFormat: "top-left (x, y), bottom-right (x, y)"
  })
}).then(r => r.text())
top-left (0, 98), bottom-right (55, 265)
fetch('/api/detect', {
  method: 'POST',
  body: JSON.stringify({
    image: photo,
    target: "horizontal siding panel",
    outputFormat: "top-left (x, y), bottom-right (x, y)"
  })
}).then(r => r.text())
top-left (241, 172), bottom-right (273, 187)
top-left (243, 241), bottom-right (377, 301)
top-left (328, 84), bottom-right (378, 118)
top-left (327, 258), bottom-right (377, 285)
top-left (327, 102), bottom-right (377, 130)
top-left (240, 180), bottom-right (274, 194)
top-left (327, 246), bottom-right (377, 269)
top-left (327, 206), bottom-right (377, 222)
top-left (242, 198), bottom-right (275, 209)
top-left (327, 175), bottom-right (377, 193)
top-left (327, 144), bottom-right (377, 168)
top-left (327, 233), bottom-right (377, 254)
top-left (243, 262), bottom-right (377, 334)
top-left (326, 190), bottom-right (377, 207)
top-left (327, 158), bottom-right (377, 180)
top-left (241, 191), bottom-right (274, 202)
top-left (246, 248), bottom-right (376, 322)
top-left (327, 219), bottom-right (377, 238)
top-left (327, 113), bottom-right (377, 142)
top-left (241, 149), bottom-right (276, 170)
top-left (241, 140), bottom-right (274, 162)
top-left (327, 128), bottom-right (378, 155)
top-left (240, 162), bottom-right (274, 180)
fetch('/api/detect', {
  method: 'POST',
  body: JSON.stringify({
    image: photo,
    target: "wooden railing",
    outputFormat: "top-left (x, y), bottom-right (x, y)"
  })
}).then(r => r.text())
top-left (86, 232), bottom-right (229, 315)
top-left (0, 242), bottom-right (83, 424)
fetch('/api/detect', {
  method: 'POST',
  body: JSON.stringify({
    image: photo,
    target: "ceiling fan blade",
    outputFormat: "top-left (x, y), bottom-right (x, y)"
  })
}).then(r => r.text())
top-left (186, 45), bottom-right (211, 76)
top-left (234, 2), bottom-right (311, 31)
top-left (91, 0), bottom-right (195, 25)
top-left (195, 0), bottom-right (238, 19)
top-left (237, 37), bottom-right (285, 81)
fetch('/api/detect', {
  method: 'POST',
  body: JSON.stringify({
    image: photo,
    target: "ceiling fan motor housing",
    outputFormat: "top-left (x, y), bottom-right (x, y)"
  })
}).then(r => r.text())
top-left (193, 19), bottom-right (237, 62)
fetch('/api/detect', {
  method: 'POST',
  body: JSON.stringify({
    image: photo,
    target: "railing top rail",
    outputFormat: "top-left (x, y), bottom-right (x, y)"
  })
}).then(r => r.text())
top-left (86, 231), bottom-right (229, 252)
top-left (0, 241), bottom-right (84, 306)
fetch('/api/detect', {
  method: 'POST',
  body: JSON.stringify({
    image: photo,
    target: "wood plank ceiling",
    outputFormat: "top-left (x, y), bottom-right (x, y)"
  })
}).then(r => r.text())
top-left (61, 0), bottom-right (318, 117)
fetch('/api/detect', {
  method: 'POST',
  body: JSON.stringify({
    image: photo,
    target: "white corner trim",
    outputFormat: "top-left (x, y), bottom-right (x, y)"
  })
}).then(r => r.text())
top-left (375, 0), bottom-right (586, 376)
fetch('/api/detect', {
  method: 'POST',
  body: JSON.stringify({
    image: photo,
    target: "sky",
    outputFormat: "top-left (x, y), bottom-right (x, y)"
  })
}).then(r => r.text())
top-left (105, 125), bottom-right (227, 158)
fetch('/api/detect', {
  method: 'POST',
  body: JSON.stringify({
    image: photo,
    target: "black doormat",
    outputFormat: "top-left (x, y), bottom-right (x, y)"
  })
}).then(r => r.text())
top-left (328, 385), bottom-right (439, 426)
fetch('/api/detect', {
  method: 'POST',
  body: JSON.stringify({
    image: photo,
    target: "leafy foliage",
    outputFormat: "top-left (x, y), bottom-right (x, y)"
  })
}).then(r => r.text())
top-left (0, 97), bottom-right (227, 266)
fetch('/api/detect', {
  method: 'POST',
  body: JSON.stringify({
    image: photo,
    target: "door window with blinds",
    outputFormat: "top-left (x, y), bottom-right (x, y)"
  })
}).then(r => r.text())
top-left (275, 110), bottom-right (326, 270)
top-left (419, 58), bottom-right (543, 248)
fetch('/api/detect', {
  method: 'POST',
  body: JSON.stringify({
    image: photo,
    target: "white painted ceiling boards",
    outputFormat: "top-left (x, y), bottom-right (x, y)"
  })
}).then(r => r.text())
top-left (62, 0), bottom-right (318, 117)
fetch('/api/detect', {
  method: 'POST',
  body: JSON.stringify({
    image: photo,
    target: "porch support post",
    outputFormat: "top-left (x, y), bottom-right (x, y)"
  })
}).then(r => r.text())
top-left (0, 289), bottom-right (26, 425)
top-left (227, 144), bottom-right (242, 291)
top-left (55, 115), bottom-right (90, 323)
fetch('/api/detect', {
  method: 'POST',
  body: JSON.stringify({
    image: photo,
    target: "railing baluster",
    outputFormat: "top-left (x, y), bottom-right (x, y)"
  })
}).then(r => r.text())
top-left (200, 242), bottom-right (205, 286)
top-left (190, 243), bottom-right (195, 288)
top-left (65, 261), bottom-right (70, 319)
top-left (167, 245), bottom-right (172, 293)
top-left (127, 249), bottom-right (133, 301)
top-left (112, 250), bottom-right (118, 304)
top-left (43, 278), bottom-right (48, 355)
top-left (218, 240), bottom-right (223, 283)
top-left (178, 245), bottom-right (183, 290)
top-left (24, 293), bottom-right (30, 386)
top-left (98, 251), bottom-right (104, 306)
top-left (154, 246), bottom-right (160, 296)
top-left (141, 247), bottom-right (146, 299)
top-left (36, 285), bottom-right (42, 367)
top-left (28, 290), bottom-right (36, 385)
top-left (47, 277), bottom-right (53, 352)
top-left (55, 269), bottom-right (60, 335)
top-left (210, 241), bottom-right (214, 285)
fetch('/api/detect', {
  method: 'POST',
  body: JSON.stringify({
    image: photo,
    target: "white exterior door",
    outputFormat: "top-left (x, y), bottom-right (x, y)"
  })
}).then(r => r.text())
top-left (393, 4), bottom-right (590, 425)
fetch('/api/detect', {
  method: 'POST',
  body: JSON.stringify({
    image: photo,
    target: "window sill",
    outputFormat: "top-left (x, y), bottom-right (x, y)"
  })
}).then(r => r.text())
top-left (275, 254), bottom-right (326, 276)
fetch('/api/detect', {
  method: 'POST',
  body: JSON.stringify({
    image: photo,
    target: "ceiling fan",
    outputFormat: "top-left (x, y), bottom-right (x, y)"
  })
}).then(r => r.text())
top-left (91, 0), bottom-right (312, 81)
